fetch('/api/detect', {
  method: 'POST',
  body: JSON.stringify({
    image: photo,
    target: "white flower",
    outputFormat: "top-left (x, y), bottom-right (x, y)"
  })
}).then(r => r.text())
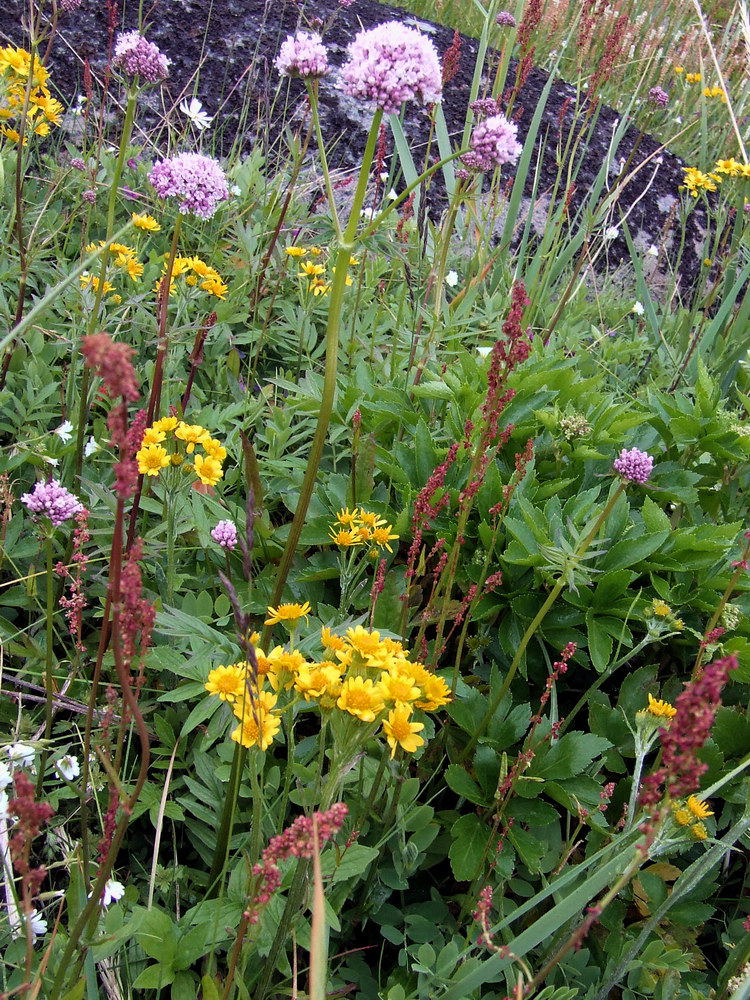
top-left (674, 115), bottom-right (683, 124)
top-left (101, 879), bottom-right (126, 907)
top-left (84, 436), bottom-right (100, 457)
top-left (379, 171), bottom-right (389, 182)
top-left (7, 743), bottom-right (36, 769)
top-left (632, 301), bottom-right (645, 316)
top-left (54, 421), bottom-right (74, 443)
top-left (56, 754), bottom-right (81, 782)
top-left (646, 244), bottom-right (659, 257)
top-left (230, 184), bottom-right (241, 197)
top-left (387, 188), bottom-right (398, 200)
top-left (43, 456), bottom-right (59, 467)
top-left (604, 226), bottom-right (620, 240)
top-left (27, 909), bottom-right (47, 940)
top-left (445, 270), bottom-right (459, 288)
top-left (0, 761), bottom-right (12, 789)
top-left (360, 206), bottom-right (376, 221)
top-left (477, 346), bottom-right (493, 358)
top-left (179, 97), bottom-right (213, 131)
top-left (0, 790), bottom-right (8, 821)
top-left (70, 95), bottom-right (87, 117)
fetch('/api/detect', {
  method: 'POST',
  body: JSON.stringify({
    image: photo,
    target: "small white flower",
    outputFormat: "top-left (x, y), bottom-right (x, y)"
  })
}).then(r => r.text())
top-left (646, 244), bottom-right (659, 257)
top-left (27, 909), bottom-right (47, 940)
top-left (0, 761), bottom-right (12, 789)
top-left (101, 879), bottom-right (126, 907)
top-left (379, 171), bottom-right (389, 182)
top-left (230, 184), bottom-right (241, 197)
top-left (55, 420), bottom-right (74, 443)
top-left (70, 95), bottom-right (87, 117)
top-left (632, 301), bottom-right (645, 316)
top-left (84, 436), bottom-right (100, 458)
top-left (674, 115), bottom-right (683, 124)
top-left (604, 226), bottom-right (620, 241)
top-left (360, 206), bottom-right (376, 221)
top-left (56, 754), bottom-right (81, 782)
top-left (179, 97), bottom-right (213, 131)
top-left (445, 270), bottom-right (459, 287)
top-left (387, 188), bottom-right (398, 201)
top-left (477, 346), bottom-right (493, 358)
top-left (7, 743), bottom-right (36, 769)
top-left (43, 456), bottom-right (59, 467)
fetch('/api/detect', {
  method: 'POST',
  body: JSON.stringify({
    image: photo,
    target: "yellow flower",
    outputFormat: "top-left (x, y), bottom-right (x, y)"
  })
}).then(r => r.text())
top-left (358, 510), bottom-right (386, 529)
top-left (415, 671), bottom-right (452, 711)
top-left (308, 246), bottom-right (323, 256)
top-left (137, 444), bottom-right (170, 476)
top-left (345, 626), bottom-right (382, 658)
top-left (201, 276), bottom-right (229, 299)
top-left (79, 273), bottom-right (115, 294)
top-left (141, 427), bottom-right (166, 447)
top-left (382, 706), bottom-right (425, 758)
top-left (194, 453), bottom-right (223, 487)
top-left (132, 212), bottom-right (161, 231)
top-left (152, 416), bottom-right (178, 433)
top-left (681, 166), bottom-right (721, 198)
top-left (715, 158), bottom-right (742, 176)
top-left (652, 600), bottom-right (671, 617)
top-left (175, 422), bottom-right (209, 453)
top-left (294, 663), bottom-right (343, 700)
top-left (205, 663), bottom-right (247, 702)
top-left (329, 527), bottom-right (362, 547)
top-left (267, 648), bottom-right (308, 691)
top-left (265, 602), bottom-right (312, 626)
top-left (674, 65), bottom-right (684, 74)
top-left (109, 294), bottom-right (122, 306)
top-left (285, 246), bottom-right (307, 257)
top-left (336, 507), bottom-right (359, 527)
top-left (311, 278), bottom-right (330, 296)
top-left (109, 242), bottom-right (136, 258)
top-left (337, 676), bottom-right (385, 722)
top-left (673, 807), bottom-right (692, 826)
top-left (372, 525), bottom-right (399, 552)
top-left (116, 254), bottom-right (144, 281)
top-left (299, 262), bottom-right (325, 277)
top-left (230, 704), bottom-right (281, 751)
top-left (203, 438), bottom-right (227, 462)
top-left (687, 795), bottom-right (713, 819)
top-left (349, 256), bottom-right (360, 266)
top-left (321, 626), bottom-right (347, 651)
top-left (378, 670), bottom-right (422, 706)
top-left (691, 822), bottom-right (708, 840)
top-left (686, 72), bottom-right (702, 83)
top-left (645, 692), bottom-right (677, 719)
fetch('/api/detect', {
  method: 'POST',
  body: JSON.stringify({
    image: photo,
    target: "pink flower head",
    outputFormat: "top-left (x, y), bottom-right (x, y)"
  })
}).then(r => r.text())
top-left (113, 31), bottom-right (170, 84)
top-left (648, 86), bottom-right (669, 107)
top-left (211, 519), bottom-right (238, 550)
top-left (613, 447), bottom-right (654, 484)
top-left (496, 11), bottom-right (517, 25)
top-left (341, 22), bottom-right (442, 115)
top-left (463, 114), bottom-right (522, 172)
top-left (21, 480), bottom-right (84, 527)
top-left (60, 0), bottom-right (83, 11)
top-left (148, 152), bottom-right (229, 220)
top-left (275, 32), bottom-right (329, 79)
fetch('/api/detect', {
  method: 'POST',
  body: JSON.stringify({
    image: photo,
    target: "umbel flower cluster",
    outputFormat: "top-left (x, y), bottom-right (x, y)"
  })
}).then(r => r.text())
top-left (112, 31), bottom-right (170, 84)
top-left (21, 480), bottom-right (83, 527)
top-left (149, 152), bottom-right (229, 220)
top-left (205, 624), bottom-right (452, 758)
top-left (135, 417), bottom-right (227, 487)
top-left (0, 46), bottom-right (65, 144)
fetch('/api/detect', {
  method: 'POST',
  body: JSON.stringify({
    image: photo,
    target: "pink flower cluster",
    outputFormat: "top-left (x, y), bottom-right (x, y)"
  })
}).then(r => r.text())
top-left (21, 480), bottom-right (83, 527)
top-left (648, 86), bottom-right (669, 107)
top-left (463, 114), bottom-right (522, 172)
top-left (275, 32), bottom-right (329, 79)
top-left (113, 31), bottom-right (170, 84)
top-left (341, 22), bottom-right (442, 115)
top-left (148, 152), bottom-right (229, 220)
top-left (613, 447), bottom-right (654, 484)
top-left (60, 0), bottom-right (83, 12)
top-left (211, 519), bottom-right (238, 550)
top-left (496, 11), bottom-right (517, 25)
top-left (248, 803), bottom-right (348, 923)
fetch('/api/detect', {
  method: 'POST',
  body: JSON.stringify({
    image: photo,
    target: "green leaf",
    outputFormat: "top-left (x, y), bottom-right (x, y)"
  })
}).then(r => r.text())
top-left (599, 531), bottom-right (669, 572)
top-left (530, 733), bottom-right (611, 781)
top-left (641, 496), bottom-right (671, 534)
top-left (132, 965), bottom-right (175, 990)
top-left (508, 826), bottom-right (545, 874)
top-left (586, 613), bottom-right (613, 672)
top-left (449, 814), bottom-right (489, 881)
top-left (321, 844), bottom-right (380, 884)
top-left (445, 764), bottom-right (489, 805)
top-left (171, 971), bottom-right (197, 1000)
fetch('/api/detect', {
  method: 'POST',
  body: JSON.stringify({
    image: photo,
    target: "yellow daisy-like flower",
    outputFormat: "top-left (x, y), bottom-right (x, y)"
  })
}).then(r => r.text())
top-left (349, 256), bottom-right (360, 266)
top-left (194, 453), bottom-right (223, 487)
top-left (152, 416), bottom-right (178, 433)
top-left (294, 663), bottom-right (343, 701)
top-left (646, 693), bottom-right (677, 719)
top-left (309, 246), bottom-right (323, 256)
top-left (329, 527), bottom-right (362, 547)
top-left (681, 166), bottom-right (721, 198)
top-left (115, 254), bottom-right (144, 282)
top-left (231, 689), bottom-right (278, 719)
top-left (285, 246), bottom-right (307, 257)
top-left (687, 795), bottom-right (713, 819)
top-left (378, 670), bottom-right (421, 706)
top-left (691, 822), bottom-right (708, 841)
top-left (358, 510), bottom-right (386, 529)
top-left (715, 158), bottom-right (742, 177)
top-left (79, 273), bottom-right (115, 295)
top-left (345, 626), bottom-right (382, 658)
top-left (203, 438), bottom-right (227, 462)
top-left (652, 600), bottom-right (671, 617)
top-left (336, 507), bottom-right (359, 527)
top-left (321, 626), bottom-right (347, 651)
top-left (201, 276), bottom-right (229, 299)
top-left (205, 663), bottom-right (247, 702)
top-left (109, 242), bottom-right (136, 258)
top-left (299, 261), bottom-right (325, 277)
top-left (415, 671), bottom-right (452, 711)
top-left (673, 807), bottom-right (691, 826)
top-left (337, 676), bottom-right (385, 722)
top-left (672, 619), bottom-right (685, 630)
top-left (382, 706), bottom-right (425, 758)
top-left (372, 525), bottom-right (399, 552)
top-left (686, 72), bottom-right (702, 83)
top-left (137, 443), bottom-right (170, 476)
top-left (267, 647), bottom-right (308, 692)
top-left (230, 706), bottom-right (281, 751)
top-left (132, 212), bottom-right (161, 231)
top-left (175, 422), bottom-right (210, 453)
top-left (311, 279), bottom-right (330, 296)
top-left (674, 65), bottom-right (684, 74)
top-left (141, 427), bottom-right (166, 447)
top-left (265, 602), bottom-right (312, 627)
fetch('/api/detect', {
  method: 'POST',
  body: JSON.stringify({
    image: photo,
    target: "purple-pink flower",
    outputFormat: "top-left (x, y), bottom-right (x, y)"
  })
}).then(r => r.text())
top-left (113, 31), bottom-right (170, 84)
top-left (496, 11), bottom-right (517, 26)
top-left (648, 86), bottom-right (669, 107)
top-left (211, 520), bottom-right (238, 550)
top-left (341, 22), bottom-right (442, 116)
top-left (21, 480), bottom-right (84, 527)
top-left (148, 153), bottom-right (229, 220)
top-left (275, 32), bottom-right (329, 79)
top-left (463, 114), bottom-right (522, 172)
top-left (60, 0), bottom-right (83, 12)
top-left (613, 447), bottom-right (654, 485)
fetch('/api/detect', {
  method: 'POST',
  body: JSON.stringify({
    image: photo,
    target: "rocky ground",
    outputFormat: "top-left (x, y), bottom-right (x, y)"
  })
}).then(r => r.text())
top-left (5, 0), bottom-right (710, 292)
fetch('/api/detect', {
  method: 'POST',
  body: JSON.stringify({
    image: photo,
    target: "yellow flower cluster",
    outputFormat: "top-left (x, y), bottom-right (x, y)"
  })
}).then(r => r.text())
top-left (154, 255), bottom-right (228, 299)
top-left (702, 86), bottom-right (727, 101)
top-left (644, 692), bottom-right (677, 720)
top-left (132, 212), bottom-right (161, 232)
top-left (285, 245), bottom-right (359, 298)
top-left (328, 507), bottom-right (399, 554)
top-left (0, 46), bottom-right (64, 144)
top-left (84, 241), bottom-right (145, 284)
top-left (672, 795), bottom-right (713, 841)
top-left (681, 159), bottom-right (750, 198)
top-left (648, 600), bottom-right (684, 631)
top-left (204, 625), bottom-right (451, 757)
top-left (136, 417), bottom-right (227, 487)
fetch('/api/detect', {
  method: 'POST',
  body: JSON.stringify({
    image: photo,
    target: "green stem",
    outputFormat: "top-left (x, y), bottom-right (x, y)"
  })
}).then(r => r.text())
top-left (36, 535), bottom-right (55, 795)
top-left (264, 108), bottom-right (383, 625)
top-left (206, 743), bottom-right (247, 897)
top-left (165, 483), bottom-right (176, 605)
top-left (307, 80), bottom-right (341, 240)
top-left (460, 482), bottom-right (627, 761)
top-left (249, 749), bottom-right (264, 866)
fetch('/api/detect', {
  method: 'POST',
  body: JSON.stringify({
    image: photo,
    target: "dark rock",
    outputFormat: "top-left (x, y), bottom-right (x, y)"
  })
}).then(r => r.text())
top-left (5, 0), bottom-right (708, 291)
